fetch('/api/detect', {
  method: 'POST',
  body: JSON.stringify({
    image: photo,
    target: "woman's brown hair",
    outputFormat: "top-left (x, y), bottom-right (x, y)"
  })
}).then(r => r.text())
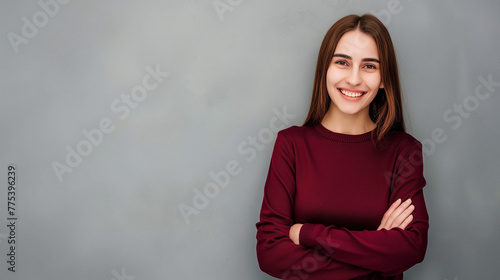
top-left (303, 14), bottom-right (405, 144)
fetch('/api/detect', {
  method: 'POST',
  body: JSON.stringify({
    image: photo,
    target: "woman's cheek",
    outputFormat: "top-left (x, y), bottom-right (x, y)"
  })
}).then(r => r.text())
top-left (367, 73), bottom-right (382, 89)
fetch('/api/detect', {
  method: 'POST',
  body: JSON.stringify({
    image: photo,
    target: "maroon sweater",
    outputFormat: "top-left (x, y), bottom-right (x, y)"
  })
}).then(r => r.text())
top-left (256, 124), bottom-right (428, 280)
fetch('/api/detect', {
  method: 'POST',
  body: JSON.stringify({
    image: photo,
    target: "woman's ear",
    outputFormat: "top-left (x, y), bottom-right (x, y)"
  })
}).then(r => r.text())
top-left (379, 81), bottom-right (384, 89)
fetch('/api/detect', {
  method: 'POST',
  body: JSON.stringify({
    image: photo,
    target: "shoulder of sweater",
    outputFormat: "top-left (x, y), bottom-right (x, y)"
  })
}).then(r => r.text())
top-left (277, 125), bottom-right (316, 142)
top-left (385, 131), bottom-right (423, 152)
top-left (278, 125), bottom-right (310, 137)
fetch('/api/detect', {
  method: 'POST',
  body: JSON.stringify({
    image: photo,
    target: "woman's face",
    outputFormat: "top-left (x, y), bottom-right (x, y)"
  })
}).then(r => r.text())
top-left (326, 29), bottom-right (383, 117)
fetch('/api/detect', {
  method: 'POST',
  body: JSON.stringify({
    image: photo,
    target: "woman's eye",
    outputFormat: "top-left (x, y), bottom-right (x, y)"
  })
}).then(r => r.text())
top-left (335, 60), bottom-right (348, 66)
top-left (364, 64), bottom-right (377, 69)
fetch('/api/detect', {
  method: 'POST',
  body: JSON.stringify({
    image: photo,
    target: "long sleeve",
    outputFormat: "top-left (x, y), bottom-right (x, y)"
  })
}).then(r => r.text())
top-left (256, 131), bottom-right (375, 279)
top-left (298, 142), bottom-right (429, 275)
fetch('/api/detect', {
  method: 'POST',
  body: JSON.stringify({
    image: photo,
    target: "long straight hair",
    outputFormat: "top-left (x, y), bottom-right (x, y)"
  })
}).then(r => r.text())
top-left (303, 14), bottom-right (405, 144)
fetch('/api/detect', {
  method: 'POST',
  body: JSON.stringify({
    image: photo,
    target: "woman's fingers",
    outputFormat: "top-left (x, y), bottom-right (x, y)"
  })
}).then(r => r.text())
top-left (378, 198), bottom-right (416, 230)
top-left (385, 198), bottom-right (412, 228)
top-left (391, 204), bottom-right (415, 229)
top-left (398, 214), bottom-right (413, 230)
top-left (377, 198), bottom-right (402, 230)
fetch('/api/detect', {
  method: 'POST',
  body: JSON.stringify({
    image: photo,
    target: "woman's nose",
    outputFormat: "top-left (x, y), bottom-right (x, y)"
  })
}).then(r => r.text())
top-left (346, 68), bottom-right (362, 86)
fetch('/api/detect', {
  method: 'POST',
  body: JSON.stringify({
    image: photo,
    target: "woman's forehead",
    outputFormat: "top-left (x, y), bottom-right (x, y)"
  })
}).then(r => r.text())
top-left (335, 30), bottom-right (379, 59)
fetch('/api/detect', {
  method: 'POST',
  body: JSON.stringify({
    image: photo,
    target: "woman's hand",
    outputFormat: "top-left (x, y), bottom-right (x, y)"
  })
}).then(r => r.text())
top-left (289, 223), bottom-right (303, 245)
top-left (377, 198), bottom-right (415, 230)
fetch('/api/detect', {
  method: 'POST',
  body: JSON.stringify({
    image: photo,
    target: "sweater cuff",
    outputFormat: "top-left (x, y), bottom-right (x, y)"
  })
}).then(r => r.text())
top-left (299, 223), bottom-right (320, 248)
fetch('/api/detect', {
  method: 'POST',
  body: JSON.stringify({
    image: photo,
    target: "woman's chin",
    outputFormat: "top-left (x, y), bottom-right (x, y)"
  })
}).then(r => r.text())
top-left (334, 105), bottom-right (366, 116)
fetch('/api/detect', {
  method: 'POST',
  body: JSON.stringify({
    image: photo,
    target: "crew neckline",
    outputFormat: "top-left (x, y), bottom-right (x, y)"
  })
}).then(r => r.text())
top-left (314, 123), bottom-right (374, 143)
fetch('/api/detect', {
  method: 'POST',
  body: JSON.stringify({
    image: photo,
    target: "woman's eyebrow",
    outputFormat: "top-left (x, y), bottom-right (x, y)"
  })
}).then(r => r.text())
top-left (333, 53), bottom-right (380, 63)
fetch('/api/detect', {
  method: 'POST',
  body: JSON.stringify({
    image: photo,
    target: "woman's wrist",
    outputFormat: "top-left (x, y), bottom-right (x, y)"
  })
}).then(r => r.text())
top-left (289, 223), bottom-right (304, 245)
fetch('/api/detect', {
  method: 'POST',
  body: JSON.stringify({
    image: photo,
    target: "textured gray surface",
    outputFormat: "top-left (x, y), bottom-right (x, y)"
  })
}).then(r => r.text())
top-left (0, 1), bottom-right (499, 279)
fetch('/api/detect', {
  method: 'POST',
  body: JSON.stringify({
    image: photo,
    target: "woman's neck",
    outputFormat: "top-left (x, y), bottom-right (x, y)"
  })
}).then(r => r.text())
top-left (321, 106), bottom-right (376, 135)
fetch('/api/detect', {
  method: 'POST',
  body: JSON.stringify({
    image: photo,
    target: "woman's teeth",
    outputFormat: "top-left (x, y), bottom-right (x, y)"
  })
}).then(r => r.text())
top-left (339, 89), bottom-right (365, 97)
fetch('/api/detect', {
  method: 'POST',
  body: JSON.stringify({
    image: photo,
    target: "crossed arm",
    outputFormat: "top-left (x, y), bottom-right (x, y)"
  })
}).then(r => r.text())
top-left (289, 198), bottom-right (416, 245)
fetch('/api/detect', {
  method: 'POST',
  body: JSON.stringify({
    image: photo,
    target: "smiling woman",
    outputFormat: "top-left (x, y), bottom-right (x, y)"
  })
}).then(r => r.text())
top-left (256, 14), bottom-right (428, 280)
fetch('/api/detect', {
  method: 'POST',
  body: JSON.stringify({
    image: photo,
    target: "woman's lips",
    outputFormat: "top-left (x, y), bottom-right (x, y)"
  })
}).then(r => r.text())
top-left (338, 88), bottom-right (366, 100)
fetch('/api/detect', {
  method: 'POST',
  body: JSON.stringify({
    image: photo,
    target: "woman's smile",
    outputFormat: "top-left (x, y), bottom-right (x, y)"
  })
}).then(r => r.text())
top-left (338, 88), bottom-right (367, 99)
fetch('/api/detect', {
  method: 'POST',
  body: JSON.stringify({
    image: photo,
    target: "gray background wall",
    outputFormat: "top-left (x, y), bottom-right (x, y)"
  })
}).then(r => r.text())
top-left (0, 1), bottom-right (499, 279)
